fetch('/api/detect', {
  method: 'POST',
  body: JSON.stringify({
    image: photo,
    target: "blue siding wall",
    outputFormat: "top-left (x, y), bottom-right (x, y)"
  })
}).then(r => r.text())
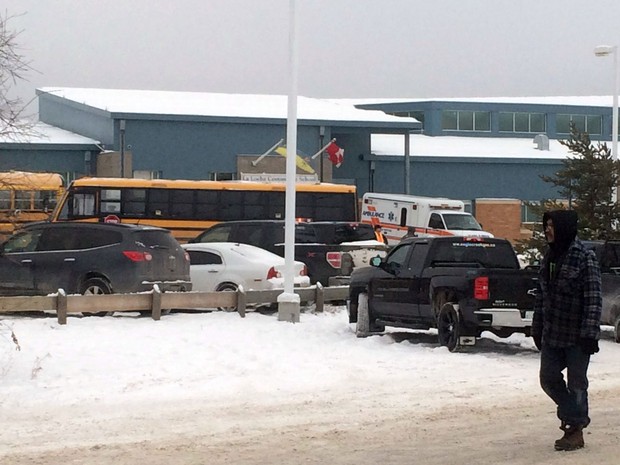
top-left (39, 96), bottom-right (114, 145)
top-left (117, 119), bottom-right (331, 178)
top-left (352, 156), bottom-right (563, 201)
top-left (0, 147), bottom-right (89, 174)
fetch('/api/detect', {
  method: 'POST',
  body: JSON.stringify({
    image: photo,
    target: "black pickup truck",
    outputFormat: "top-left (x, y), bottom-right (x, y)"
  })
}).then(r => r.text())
top-left (348, 235), bottom-right (538, 351)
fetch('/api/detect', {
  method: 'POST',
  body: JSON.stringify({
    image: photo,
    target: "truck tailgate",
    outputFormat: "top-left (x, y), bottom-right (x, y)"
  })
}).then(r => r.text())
top-left (485, 269), bottom-right (538, 312)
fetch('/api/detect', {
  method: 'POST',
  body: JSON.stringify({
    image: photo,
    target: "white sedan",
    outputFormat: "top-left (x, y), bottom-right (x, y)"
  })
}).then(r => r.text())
top-left (182, 242), bottom-right (310, 293)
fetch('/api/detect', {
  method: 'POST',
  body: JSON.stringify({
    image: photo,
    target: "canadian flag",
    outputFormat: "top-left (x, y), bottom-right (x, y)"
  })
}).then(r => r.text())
top-left (325, 141), bottom-right (344, 168)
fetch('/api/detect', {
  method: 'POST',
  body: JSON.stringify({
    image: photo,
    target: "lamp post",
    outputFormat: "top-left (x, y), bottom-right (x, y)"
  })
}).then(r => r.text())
top-left (594, 44), bottom-right (619, 203)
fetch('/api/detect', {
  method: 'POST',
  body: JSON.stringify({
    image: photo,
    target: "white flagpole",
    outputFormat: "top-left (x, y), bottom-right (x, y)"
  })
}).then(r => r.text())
top-left (278, 0), bottom-right (300, 322)
top-left (311, 138), bottom-right (336, 160)
top-left (251, 138), bottom-right (284, 166)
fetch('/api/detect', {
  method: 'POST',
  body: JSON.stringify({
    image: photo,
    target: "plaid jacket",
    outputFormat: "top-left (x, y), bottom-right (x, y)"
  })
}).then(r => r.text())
top-left (532, 237), bottom-right (602, 347)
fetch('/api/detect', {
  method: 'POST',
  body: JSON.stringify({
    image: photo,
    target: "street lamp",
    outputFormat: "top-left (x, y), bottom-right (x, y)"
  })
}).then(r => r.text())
top-left (594, 44), bottom-right (619, 203)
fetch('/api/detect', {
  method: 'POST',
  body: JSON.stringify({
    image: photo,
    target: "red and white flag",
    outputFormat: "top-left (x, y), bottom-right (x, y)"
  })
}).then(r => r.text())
top-left (326, 141), bottom-right (344, 168)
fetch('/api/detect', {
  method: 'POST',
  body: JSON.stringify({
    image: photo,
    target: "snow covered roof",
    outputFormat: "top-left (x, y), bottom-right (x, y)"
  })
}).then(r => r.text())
top-left (0, 122), bottom-right (100, 145)
top-left (36, 87), bottom-right (420, 125)
top-left (336, 95), bottom-right (617, 108)
top-left (371, 134), bottom-right (572, 159)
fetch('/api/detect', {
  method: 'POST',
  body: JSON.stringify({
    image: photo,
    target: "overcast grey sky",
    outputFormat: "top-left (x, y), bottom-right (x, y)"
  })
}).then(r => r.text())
top-left (5, 0), bottom-right (620, 113)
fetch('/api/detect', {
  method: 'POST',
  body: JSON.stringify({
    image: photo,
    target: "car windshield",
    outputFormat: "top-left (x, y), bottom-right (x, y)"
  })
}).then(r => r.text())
top-left (442, 214), bottom-right (482, 231)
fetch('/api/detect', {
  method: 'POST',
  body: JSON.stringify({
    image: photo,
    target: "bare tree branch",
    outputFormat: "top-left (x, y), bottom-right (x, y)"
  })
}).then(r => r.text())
top-left (0, 10), bottom-right (37, 140)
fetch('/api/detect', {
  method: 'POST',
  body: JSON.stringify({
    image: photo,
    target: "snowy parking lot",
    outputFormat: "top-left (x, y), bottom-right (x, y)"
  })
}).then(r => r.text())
top-left (1, 307), bottom-right (620, 464)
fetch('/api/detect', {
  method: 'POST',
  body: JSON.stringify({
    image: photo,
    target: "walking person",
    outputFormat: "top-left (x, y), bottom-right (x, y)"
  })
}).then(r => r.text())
top-left (531, 209), bottom-right (602, 451)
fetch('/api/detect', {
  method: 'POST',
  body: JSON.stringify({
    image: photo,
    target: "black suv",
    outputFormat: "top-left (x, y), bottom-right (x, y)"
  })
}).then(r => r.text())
top-left (191, 220), bottom-right (377, 250)
top-left (189, 220), bottom-right (384, 285)
top-left (0, 222), bottom-right (191, 296)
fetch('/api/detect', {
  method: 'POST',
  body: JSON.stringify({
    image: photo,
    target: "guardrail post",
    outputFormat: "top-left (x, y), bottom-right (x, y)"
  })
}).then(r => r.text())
top-left (57, 289), bottom-right (67, 325)
top-left (315, 282), bottom-right (324, 313)
top-left (151, 285), bottom-right (162, 320)
top-left (237, 285), bottom-right (246, 318)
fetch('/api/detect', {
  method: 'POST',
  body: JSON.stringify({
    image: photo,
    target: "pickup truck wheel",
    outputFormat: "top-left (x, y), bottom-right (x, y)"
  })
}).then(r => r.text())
top-left (438, 303), bottom-right (461, 352)
top-left (355, 293), bottom-right (371, 338)
top-left (614, 316), bottom-right (620, 344)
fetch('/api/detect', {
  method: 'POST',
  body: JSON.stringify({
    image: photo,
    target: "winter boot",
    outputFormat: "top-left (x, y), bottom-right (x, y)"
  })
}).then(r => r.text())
top-left (554, 423), bottom-right (584, 451)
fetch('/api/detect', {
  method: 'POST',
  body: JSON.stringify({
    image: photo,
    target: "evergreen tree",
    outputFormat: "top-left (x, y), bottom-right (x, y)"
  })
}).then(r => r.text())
top-left (514, 123), bottom-right (620, 263)
top-left (542, 122), bottom-right (620, 240)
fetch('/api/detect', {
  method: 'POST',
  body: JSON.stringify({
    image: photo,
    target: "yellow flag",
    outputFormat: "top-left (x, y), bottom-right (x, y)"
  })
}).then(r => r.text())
top-left (274, 146), bottom-right (316, 174)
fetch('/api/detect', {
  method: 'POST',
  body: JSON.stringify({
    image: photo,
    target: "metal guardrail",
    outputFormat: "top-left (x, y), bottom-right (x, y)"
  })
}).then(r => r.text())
top-left (0, 283), bottom-right (350, 324)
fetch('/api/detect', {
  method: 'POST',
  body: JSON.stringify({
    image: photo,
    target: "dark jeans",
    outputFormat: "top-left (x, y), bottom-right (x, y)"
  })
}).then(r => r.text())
top-left (539, 344), bottom-right (591, 427)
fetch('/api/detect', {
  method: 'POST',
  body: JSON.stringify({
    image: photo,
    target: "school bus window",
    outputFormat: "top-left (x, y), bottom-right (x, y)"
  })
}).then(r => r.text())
top-left (14, 191), bottom-right (32, 210)
top-left (172, 189), bottom-right (194, 203)
top-left (147, 189), bottom-right (170, 217)
top-left (195, 202), bottom-right (215, 219)
top-left (70, 193), bottom-right (96, 217)
top-left (244, 191), bottom-right (267, 220)
top-left (99, 188), bottom-right (120, 214)
top-left (125, 188), bottom-right (146, 202)
top-left (34, 190), bottom-right (56, 211)
top-left (220, 191), bottom-right (243, 220)
top-left (266, 192), bottom-right (284, 219)
top-left (122, 188), bottom-right (146, 216)
top-left (0, 190), bottom-right (11, 210)
top-left (101, 201), bottom-right (121, 213)
top-left (195, 190), bottom-right (218, 204)
top-left (170, 190), bottom-right (194, 218)
top-left (171, 203), bottom-right (192, 218)
top-left (101, 189), bottom-right (121, 201)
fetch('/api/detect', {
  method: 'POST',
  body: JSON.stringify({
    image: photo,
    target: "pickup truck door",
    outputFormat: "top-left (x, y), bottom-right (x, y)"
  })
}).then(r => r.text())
top-left (370, 243), bottom-right (427, 319)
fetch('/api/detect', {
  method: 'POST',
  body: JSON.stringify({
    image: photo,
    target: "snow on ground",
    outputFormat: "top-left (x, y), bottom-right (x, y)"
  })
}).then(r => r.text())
top-left (2, 307), bottom-right (620, 463)
top-left (1, 307), bottom-right (619, 413)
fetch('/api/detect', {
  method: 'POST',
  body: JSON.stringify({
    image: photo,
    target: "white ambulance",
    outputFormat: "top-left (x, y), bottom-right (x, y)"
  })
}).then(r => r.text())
top-left (361, 192), bottom-right (493, 244)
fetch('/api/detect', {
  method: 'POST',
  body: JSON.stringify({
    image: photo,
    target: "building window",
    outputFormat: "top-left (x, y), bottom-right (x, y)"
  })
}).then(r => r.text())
top-left (390, 111), bottom-right (424, 123)
top-left (133, 170), bottom-right (162, 180)
top-left (499, 112), bottom-right (546, 133)
top-left (521, 202), bottom-right (541, 224)
top-left (441, 110), bottom-right (490, 132)
top-left (557, 114), bottom-right (602, 135)
top-left (209, 172), bottom-right (236, 181)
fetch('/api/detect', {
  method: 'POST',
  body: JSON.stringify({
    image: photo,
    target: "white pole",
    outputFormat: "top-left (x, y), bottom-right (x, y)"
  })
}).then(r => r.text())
top-left (311, 138), bottom-right (336, 160)
top-left (612, 47), bottom-right (619, 204)
top-left (278, 0), bottom-right (301, 321)
top-left (613, 46), bottom-right (618, 162)
top-left (251, 138), bottom-right (284, 166)
top-left (595, 44), bottom-right (619, 204)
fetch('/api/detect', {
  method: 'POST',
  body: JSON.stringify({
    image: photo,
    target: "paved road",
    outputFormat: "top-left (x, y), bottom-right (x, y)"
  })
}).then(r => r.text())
top-left (3, 385), bottom-right (619, 465)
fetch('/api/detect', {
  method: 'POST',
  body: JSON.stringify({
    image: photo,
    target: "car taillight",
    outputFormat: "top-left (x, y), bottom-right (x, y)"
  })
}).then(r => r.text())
top-left (267, 266), bottom-right (281, 279)
top-left (326, 252), bottom-right (342, 269)
top-left (123, 251), bottom-right (153, 262)
top-left (474, 276), bottom-right (489, 300)
top-left (300, 265), bottom-right (307, 276)
top-left (184, 251), bottom-right (190, 261)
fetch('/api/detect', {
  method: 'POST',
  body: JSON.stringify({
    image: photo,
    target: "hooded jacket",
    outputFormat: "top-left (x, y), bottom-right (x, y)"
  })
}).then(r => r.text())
top-left (532, 210), bottom-right (602, 347)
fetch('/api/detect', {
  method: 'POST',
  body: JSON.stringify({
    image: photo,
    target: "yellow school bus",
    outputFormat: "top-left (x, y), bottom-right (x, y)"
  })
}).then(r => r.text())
top-left (51, 177), bottom-right (358, 242)
top-left (0, 171), bottom-right (65, 241)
